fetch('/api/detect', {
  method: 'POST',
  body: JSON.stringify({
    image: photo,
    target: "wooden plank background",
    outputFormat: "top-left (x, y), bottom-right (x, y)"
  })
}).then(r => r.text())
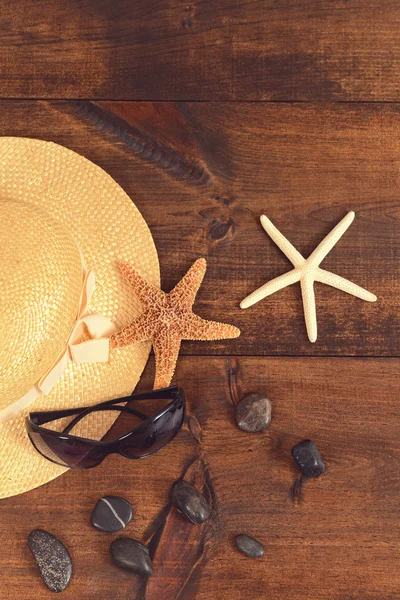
top-left (2, 357), bottom-right (400, 600)
top-left (1, 0), bottom-right (400, 101)
top-left (0, 100), bottom-right (396, 355)
top-left (1, 2), bottom-right (400, 599)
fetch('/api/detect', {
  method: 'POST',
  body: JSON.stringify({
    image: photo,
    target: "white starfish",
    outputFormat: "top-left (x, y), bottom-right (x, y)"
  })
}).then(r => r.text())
top-left (240, 211), bottom-right (377, 343)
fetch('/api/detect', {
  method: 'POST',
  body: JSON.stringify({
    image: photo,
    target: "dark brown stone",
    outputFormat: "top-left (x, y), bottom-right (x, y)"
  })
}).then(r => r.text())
top-left (28, 529), bottom-right (72, 592)
top-left (110, 538), bottom-right (153, 577)
top-left (171, 480), bottom-right (211, 525)
top-left (235, 534), bottom-right (264, 558)
top-left (235, 393), bottom-right (272, 433)
top-left (291, 439), bottom-right (326, 478)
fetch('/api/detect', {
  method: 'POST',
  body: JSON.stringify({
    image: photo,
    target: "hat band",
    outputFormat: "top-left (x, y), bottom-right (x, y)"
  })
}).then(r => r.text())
top-left (0, 255), bottom-right (117, 424)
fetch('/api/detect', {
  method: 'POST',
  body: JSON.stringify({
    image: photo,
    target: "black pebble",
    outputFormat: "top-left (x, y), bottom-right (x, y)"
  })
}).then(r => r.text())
top-left (171, 480), bottom-right (211, 525)
top-left (91, 496), bottom-right (133, 533)
top-left (28, 529), bottom-right (72, 593)
top-left (291, 439), bottom-right (326, 478)
top-left (110, 538), bottom-right (153, 577)
top-left (235, 393), bottom-right (272, 433)
top-left (235, 534), bottom-right (264, 558)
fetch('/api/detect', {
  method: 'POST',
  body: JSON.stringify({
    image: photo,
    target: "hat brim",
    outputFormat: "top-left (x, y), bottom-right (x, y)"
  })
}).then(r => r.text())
top-left (0, 138), bottom-right (159, 498)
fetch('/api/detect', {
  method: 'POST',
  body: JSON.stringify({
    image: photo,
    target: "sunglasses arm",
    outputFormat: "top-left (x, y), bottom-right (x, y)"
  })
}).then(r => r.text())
top-left (30, 403), bottom-right (150, 429)
top-left (62, 387), bottom-right (183, 434)
top-left (61, 404), bottom-right (151, 434)
top-left (29, 385), bottom-right (181, 427)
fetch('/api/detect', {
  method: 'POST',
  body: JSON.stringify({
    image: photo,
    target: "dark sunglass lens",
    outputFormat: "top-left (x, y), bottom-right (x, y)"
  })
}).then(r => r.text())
top-left (28, 431), bottom-right (106, 469)
top-left (120, 402), bottom-right (184, 459)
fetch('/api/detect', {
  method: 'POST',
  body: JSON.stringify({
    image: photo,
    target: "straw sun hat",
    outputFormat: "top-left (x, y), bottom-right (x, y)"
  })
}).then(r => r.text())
top-left (0, 138), bottom-right (159, 499)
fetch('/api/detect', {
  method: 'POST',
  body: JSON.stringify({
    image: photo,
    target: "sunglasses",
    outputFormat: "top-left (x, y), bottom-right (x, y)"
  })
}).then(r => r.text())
top-left (25, 386), bottom-right (185, 469)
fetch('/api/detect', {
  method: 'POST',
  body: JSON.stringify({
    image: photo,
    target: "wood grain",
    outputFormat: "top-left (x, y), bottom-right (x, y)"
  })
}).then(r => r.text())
top-left (0, 100), bottom-right (397, 355)
top-left (1, 356), bottom-right (399, 600)
top-left (2, 1), bottom-right (400, 101)
top-left (1, 1), bottom-right (399, 598)
top-left (144, 458), bottom-right (218, 600)
top-left (0, 91), bottom-right (399, 599)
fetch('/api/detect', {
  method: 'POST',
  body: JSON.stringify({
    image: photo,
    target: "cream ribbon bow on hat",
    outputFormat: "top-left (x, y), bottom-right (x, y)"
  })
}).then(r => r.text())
top-left (0, 266), bottom-right (117, 424)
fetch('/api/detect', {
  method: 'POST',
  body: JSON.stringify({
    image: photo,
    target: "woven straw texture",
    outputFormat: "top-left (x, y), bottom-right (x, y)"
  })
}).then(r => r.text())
top-left (0, 201), bottom-right (83, 407)
top-left (0, 138), bottom-right (160, 499)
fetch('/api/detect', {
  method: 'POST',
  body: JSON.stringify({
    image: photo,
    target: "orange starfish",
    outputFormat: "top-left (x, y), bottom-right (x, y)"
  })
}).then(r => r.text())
top-left (110, 258), bottom-right (240, 389)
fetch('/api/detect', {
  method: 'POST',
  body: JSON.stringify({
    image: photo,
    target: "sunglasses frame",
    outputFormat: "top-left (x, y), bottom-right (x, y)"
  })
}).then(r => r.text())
top-left (26, 385), bottom-right (185, 469)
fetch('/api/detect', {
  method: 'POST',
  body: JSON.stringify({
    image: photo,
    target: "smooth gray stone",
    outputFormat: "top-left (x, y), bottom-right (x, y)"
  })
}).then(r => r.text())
top-left (110, 538), bottom-right (153, 577)
top-left (235, 534), bottom-right (264, 558)
top-left (28, 529), bottom-right (72, 592)
top-left (171, 480), bottom-right (211, 525)
top-left (235, 393), bottom-right (272, 433)
top-left (91, 496), bottom-right (133, 533)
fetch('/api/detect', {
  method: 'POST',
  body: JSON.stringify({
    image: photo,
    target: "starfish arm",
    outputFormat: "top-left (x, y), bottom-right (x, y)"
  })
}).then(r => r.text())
top-left (315, 268), bottom-right (377, 302)
top-left (119, 262), bottom-right (165, 309)
top-left (260, 215), bottom-right (305, 268)
top-left (182, 313), bottom-right (241, 341)
top-left (153, 332), bottom-right (182, 390)
top-left (169, 258), bottom-right (207, 310)
top-left (109, 314), bottom-right (153, 349)
top-left (240, 268), bottom-right (301, 309)
top-left (300, 275), bottom-right (318, 343)
top-left (307, 211), bottom-right (355, 267)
